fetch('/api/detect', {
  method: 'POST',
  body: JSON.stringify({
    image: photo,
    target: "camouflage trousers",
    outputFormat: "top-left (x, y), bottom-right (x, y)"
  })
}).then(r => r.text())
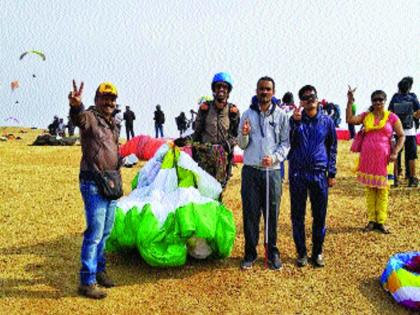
top-left (192, 143), bottom-right (229, 188)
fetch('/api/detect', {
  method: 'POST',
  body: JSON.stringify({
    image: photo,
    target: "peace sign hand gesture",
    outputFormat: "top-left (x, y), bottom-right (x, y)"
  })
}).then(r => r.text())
top-left (292, 105), bottom-right (302, 121)
top-left (68, 80), bottom-right (84, 107)
top-left (347, 85), bottom-right (357, 103)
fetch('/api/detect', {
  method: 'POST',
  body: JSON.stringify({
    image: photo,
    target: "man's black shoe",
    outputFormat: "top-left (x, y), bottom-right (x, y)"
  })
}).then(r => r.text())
top-left (296, 255), bottom-right (308, 267)
top-left (408, 177), bottom-right (418, 187)
top-left (311, 254), bottom-right (325, 268)
top-left (78, 284), bottom-right (107, 299)
top-left (268, 255), bottom-right (282, 270)
top-left (240, 258), bottom-right (256, 270)
top-left (96, 271), bottom-right (115, 288)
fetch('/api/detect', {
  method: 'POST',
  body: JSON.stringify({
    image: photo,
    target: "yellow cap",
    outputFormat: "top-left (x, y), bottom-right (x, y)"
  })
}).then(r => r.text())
top-left (96, 82), bottom-right (118, 96)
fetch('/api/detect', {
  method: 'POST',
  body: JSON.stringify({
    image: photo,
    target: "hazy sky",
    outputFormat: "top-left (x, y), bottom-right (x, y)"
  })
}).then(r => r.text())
top-left (1, 0), bottom-right (419, 137)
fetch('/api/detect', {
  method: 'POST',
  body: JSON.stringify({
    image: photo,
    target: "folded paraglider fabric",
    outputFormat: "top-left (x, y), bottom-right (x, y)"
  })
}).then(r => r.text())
top-left (119, 134), bottom-right (244, 163)
top-left (380, 251), bottom-right (420, 310)
top-left (106, 143), bottom-right (236, 267)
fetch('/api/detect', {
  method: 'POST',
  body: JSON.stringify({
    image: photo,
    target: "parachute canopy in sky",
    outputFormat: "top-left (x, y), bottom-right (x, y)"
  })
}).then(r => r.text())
top-left (19, 50), bottom-right (46, 61)
top-left (4, 116), bottom-right (20, 124)
top-left (10, 80), bottom-right (19, 91)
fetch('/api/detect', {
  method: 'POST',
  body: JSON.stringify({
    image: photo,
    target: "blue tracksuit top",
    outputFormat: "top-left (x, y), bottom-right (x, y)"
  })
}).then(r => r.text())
top-left (288, 109), bottom-right (337, 178)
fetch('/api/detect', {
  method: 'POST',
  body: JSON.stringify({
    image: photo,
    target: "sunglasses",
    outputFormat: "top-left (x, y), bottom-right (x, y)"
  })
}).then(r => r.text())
top-left (300, 94), bottom-right (317, 101)
top-left (214, 83), bottom-right (229, 90)
top-left (372, 98), bottom-right (385, 103)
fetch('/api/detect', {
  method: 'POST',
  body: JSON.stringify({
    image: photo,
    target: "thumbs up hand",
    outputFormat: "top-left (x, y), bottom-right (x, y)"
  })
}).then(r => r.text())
top-left (242, 119), bottom-right (251, 136)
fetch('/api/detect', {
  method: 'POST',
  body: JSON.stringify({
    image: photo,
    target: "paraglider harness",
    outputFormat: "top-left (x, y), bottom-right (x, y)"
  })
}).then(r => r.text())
top-left (193, 101), bottom-right (239, 148)
top-left (192, 101), bottom-right (239, 182)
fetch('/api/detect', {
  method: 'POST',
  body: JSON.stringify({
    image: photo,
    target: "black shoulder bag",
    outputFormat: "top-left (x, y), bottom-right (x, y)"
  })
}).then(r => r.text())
top-left (94, 170), bottom-right (123, 200)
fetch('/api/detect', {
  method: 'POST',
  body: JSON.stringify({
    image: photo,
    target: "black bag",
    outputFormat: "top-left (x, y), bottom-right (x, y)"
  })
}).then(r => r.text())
top-left (94, 170), bottom-right (123, 200)
top-left (394, 101), bottom-right (414, 129)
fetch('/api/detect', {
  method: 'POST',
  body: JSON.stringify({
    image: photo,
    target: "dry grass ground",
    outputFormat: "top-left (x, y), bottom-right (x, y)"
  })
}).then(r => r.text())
top-left (0, 127), bottom-right (419, 315)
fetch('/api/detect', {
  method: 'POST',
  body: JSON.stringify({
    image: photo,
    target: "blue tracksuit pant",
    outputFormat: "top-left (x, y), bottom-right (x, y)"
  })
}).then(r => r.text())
top-left (289, 170), bottom-right (328, 258)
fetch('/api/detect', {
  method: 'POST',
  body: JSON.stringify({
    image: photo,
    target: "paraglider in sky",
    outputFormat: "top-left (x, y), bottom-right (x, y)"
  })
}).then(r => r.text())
top-left (19, 50), bottom-right (46, 61)
top-left (32, 74), bottom-right (36, 78)
top-left (15, 101), bottom-right (19, 104)
top-left (10, 80), bottom-right (19, 91)
top-left (4, 116), bottom-right (20, 124)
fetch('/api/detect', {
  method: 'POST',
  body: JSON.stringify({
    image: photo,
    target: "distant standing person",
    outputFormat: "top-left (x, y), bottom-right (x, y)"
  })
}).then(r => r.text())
top-left (67, 116), bottom-right (75, 136)
top-left (348, 102), bottom-right (357, 139)
top-left (175, 112), bottom-right (188, 137)
top-left (69, 80), bottom-right (122, 299)
top-left (123, 105), bottom-right (136, 140)
top-left (388, 77), bottom-right (420, 187)
top-left (154, 104), bottom-right (165, 138)
top-left (289, 85), bottom-right (337, 268)
top-left (189, 109), bottom-right (198, 129)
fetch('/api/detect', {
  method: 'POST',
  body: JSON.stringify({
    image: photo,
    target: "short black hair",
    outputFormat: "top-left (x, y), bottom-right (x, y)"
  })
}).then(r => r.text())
top-left (398, 77), bottom-right (413, 93)
top-left (282, 92), bottom-right (294, 104)
top-left (257, 76), bottom-right (275, 91)
top-left (298, 85), bottom-right (317, 100)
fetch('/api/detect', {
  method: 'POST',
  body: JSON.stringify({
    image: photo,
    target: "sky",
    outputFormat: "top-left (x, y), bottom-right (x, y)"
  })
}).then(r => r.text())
top-left (1, 0), bottom-right (419, 137)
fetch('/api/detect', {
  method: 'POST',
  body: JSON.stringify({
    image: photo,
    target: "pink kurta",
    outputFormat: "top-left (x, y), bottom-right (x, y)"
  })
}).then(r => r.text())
top-left (357, 112), bottom-right (398, 188)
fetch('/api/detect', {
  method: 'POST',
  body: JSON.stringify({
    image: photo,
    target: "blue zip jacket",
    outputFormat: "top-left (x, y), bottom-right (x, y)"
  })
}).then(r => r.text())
top-left (288, 109), bottom-right (337, 178)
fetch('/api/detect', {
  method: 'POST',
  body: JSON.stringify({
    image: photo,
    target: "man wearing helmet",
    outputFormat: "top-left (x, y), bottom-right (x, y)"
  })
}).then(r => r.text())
top-left (175, 72), bottom-right (240, 194)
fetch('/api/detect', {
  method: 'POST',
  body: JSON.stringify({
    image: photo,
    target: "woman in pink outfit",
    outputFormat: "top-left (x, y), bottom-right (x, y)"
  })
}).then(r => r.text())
top-left (346, 87), bottom-right (405, 234)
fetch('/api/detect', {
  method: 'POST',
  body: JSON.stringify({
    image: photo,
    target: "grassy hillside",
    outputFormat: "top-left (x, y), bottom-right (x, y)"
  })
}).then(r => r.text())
top-left (0, 127), bottom-right (418, 314)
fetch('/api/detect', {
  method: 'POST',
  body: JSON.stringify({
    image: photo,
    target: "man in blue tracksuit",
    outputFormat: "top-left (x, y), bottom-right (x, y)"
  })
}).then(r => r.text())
top-left (238, 77), bottom-right (290, 270)
top-left (289, 85), bottom-right (337, 268)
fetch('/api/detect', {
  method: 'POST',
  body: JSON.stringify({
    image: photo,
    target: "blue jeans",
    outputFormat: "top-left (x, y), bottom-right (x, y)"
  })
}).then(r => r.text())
top-left (79, 180), bottom-right (116, 285)
top-left (241, 166), bottom-right (282, 261)
top-left (155, 124), bottom-right (164, 138)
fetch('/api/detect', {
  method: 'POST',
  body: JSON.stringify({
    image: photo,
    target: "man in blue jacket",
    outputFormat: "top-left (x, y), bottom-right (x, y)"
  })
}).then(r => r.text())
top-left (238, 77), bottom-right (290, 270)
top-left (289, 85), bottom-right (337, 268)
